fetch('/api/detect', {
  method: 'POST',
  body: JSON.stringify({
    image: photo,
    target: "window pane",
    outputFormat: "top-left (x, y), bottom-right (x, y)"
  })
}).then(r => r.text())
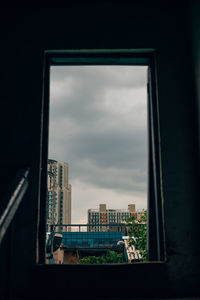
top-left (46, 65), bottom-right (148, 264)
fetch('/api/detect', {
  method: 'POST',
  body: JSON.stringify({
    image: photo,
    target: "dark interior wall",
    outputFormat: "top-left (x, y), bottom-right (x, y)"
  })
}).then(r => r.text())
top-left (0, 1), bottom-right (200, 298)
top-left (191, 0), bottom-right (200, 152)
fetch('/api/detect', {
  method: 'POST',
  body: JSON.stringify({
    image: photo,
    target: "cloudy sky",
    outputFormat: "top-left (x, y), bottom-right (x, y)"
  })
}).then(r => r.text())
top-left (49, 65), bottom-right (148, 223)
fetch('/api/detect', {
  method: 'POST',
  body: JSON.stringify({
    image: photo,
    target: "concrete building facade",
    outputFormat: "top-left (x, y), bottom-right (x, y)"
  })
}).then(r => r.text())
top-left (88, 204), bottom-right (143, 232)
top-left (47, 159), bottom-right (71, 231)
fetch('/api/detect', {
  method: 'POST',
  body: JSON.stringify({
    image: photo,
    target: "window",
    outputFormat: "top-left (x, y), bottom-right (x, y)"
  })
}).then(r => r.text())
top-left (41, 50), bottom-right (165, 263)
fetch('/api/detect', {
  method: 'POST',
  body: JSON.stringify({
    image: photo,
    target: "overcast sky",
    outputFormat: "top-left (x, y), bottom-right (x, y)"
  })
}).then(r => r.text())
top-left (49, 65), bottom-right (148, 223)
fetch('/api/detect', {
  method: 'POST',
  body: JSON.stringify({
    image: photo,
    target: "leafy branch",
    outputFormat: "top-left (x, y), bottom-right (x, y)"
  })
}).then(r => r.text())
top-left (126, 210), bottom-right (147, 261)
top-left (79, 250), bottom-right (124, 264)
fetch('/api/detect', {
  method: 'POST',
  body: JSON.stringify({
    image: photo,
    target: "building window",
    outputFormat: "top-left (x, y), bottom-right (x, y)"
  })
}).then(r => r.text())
top-left (42, 50), bottom-right (165, 263)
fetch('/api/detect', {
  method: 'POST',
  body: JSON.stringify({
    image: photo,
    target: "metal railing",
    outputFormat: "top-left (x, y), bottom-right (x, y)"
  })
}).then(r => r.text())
top-left (0, 168), bottom-right (30, 245)
top-left (49, 223), bottom-right (128, 233)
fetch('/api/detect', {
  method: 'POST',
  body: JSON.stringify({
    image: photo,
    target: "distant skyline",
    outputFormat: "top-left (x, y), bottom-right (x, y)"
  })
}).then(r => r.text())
top-left (49, 66), bottom-right (148, 223)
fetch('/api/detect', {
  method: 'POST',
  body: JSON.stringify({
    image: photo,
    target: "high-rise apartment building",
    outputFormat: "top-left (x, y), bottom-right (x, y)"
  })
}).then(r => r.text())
top-left (47, 159), bottom-right (71, 231)
top-left (88, 204), bottom-right (141, 232)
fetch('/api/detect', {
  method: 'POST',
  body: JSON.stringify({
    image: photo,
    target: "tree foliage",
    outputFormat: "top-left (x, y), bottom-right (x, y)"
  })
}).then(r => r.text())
top-left (78, 250), bottom-right (124, 264)
top-left (126, 210), bottom-right (147, 261)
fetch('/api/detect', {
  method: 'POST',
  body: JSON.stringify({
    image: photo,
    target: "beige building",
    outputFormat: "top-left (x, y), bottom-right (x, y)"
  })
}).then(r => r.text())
top-left (47, 159), bottom-right (71, 231)
top-left (88, 204), bottom-right (138, 232)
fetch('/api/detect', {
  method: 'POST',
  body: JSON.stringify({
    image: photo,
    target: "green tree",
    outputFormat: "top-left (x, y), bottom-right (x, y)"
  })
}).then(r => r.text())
top-left (126, 210), bottom-right (147, 261)
top-left (79, 250), bottom-right (124, 264)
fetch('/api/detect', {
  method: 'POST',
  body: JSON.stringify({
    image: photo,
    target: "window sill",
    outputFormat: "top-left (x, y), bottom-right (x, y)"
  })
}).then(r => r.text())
top-left (31, 261), bottom-right (168, 299)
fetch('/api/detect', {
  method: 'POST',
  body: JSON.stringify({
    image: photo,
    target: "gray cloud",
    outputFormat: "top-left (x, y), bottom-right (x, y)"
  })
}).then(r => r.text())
top-left (50, 65), bottom-right (147, 89)
top-left (67, 129), bottom-right (146, 170)
top-left (50, 66), bottom-right (147, 123)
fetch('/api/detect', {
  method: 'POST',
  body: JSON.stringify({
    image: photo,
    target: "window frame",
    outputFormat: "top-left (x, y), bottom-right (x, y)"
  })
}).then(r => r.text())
top-left (39, 49), bottom-right (165, 264)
